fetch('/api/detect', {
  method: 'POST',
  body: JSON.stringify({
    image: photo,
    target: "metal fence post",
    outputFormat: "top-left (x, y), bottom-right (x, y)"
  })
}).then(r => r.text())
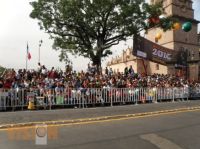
top-left (187, 87), bottom-right (189, 102)
top-left (172, 88), bottom-right (175, 102)
top-left (12, 89), bottom-right (15, 111)
top-left (50, 100), bottom-right (52, 110)
top-left (111, 88), bottom-right (113, 107)
top-left (155, 88), bottom-right (158, 103)
top-left (21, 89), bottom-right (24, 111)
top-left (135, 88), bottom-right (138, 105)
top-left (82, 92), bottom-right (85, 109)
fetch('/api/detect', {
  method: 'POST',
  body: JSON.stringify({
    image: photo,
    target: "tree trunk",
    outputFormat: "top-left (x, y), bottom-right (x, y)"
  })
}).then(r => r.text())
top-left (92, 41), bottom-right (104, 73)
top-left (92, 55), bottom-right (102, 74)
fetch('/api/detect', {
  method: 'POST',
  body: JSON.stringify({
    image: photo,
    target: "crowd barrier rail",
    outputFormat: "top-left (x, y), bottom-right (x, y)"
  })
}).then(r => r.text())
top-left (0, 87), bottom-right (199, 111)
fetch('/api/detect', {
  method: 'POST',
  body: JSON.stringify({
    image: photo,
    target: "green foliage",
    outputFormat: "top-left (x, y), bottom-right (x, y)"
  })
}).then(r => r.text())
top-left (0, 66), bottom-right (6, 77)
top-left (30, 0), bottom-right (170, 66)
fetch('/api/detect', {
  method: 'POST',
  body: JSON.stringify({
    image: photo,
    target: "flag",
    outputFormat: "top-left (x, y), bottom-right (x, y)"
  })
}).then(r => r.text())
top-left (27, 43), bottom-right (31, 60)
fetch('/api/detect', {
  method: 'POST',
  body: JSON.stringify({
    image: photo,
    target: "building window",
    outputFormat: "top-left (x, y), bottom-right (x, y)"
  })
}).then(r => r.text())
top-left (156, 64), bottom-right (159, 70)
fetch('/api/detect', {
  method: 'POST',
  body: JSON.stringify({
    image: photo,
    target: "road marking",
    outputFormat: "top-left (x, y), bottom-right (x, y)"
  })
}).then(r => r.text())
top-left (0, 107), bottom-right (200, 131)
top-left (140, 133), bottom-right (182, 149)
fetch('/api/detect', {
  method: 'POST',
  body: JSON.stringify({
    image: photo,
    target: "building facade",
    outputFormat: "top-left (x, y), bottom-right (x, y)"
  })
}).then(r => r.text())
top-left (107, 0), bottom-right (200, 80)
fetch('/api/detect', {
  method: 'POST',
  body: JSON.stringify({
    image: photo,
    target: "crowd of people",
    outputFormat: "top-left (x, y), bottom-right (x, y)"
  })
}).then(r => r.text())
top-left (0, 63), bottom-right (200, 91)
top-left (0, 63), bottom-right (200, 109)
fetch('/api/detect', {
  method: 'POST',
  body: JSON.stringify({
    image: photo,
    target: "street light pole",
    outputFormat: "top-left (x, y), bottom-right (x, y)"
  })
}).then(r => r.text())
top-left (39, 40), bottom-right (43, 63)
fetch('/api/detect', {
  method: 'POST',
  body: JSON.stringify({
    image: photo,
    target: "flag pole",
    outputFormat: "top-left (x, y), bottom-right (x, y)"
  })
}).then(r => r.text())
top-left (26, 42), bottom-right (28, 70)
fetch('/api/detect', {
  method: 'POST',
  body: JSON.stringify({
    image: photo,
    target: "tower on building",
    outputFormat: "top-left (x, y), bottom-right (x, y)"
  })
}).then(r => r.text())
top-left (145, 0), bottom-right (200, 80)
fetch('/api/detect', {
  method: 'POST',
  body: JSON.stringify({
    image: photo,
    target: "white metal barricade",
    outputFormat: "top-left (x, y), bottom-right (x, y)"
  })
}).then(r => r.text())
top-left (0, 91), bottom-right (8, 110)
top-left (0, 86), bottom-right (200, 111)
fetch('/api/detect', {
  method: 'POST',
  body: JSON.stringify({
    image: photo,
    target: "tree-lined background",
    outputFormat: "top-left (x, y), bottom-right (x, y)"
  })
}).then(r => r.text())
top-left (30, 0), bottom-right (169, 69)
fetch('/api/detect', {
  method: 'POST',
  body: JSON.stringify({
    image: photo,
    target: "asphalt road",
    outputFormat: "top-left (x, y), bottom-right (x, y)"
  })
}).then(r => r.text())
top-left (1, 100), bottom-right (200, 125)
top-left (0, 106), bottom-right (200, 149)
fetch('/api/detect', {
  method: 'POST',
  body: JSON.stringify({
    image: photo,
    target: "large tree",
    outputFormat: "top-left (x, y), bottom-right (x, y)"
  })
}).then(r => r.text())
top-left (30, 0), bottom-right (167, 68)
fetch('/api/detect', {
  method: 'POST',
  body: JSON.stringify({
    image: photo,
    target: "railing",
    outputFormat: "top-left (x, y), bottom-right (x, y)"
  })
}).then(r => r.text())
top-left (0, 87), bottom-right (199, 111)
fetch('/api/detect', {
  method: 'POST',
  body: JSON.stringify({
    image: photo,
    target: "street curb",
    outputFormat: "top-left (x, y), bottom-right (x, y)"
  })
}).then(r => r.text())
top-left (1, 106), bottom-right (200, 130)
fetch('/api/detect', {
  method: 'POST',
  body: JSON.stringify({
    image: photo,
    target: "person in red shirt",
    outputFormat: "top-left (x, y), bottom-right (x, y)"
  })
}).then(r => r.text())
top-left (3, 79), bottom-right (12, 89)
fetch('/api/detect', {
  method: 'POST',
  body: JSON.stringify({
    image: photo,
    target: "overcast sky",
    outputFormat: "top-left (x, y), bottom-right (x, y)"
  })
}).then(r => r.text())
top-left (0, 0), bottom-right (199, 71)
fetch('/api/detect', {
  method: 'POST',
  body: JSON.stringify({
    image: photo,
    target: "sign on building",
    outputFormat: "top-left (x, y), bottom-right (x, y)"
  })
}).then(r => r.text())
top-left (132, 35), bottom-right (187, 67)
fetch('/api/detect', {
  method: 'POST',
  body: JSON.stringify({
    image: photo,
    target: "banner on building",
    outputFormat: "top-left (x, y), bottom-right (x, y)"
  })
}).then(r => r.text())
top-left (132, 35), bottom-right (187, 67)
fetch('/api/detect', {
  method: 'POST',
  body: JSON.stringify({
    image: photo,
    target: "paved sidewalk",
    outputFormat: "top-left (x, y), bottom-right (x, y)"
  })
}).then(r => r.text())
top-left (0, 100), bottom-right (200, 125)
